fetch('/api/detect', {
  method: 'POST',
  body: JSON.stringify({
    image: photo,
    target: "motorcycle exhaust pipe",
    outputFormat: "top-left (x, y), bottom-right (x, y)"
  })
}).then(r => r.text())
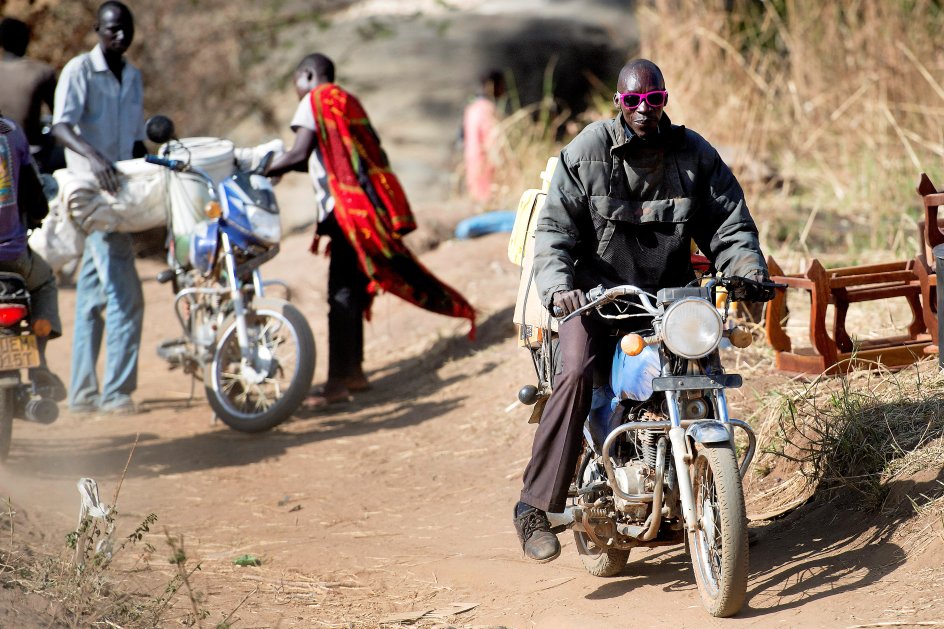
top-left (21, 398), bottom-right (58, 424)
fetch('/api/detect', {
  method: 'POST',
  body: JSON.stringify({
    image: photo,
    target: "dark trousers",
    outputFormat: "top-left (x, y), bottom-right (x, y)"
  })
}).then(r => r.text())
top-left (520, 315), bottom-right (614, 513)
top-left (324, 216), bottom-right (370, 380)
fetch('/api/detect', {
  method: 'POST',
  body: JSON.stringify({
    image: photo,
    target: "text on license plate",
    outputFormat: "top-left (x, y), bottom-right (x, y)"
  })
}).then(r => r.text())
top-left (0, 335), bottom-right (40, 370)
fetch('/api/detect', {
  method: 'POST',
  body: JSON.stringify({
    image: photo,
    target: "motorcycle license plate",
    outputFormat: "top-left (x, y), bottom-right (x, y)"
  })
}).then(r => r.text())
top-left (0, 335), bottom-right (40, 370)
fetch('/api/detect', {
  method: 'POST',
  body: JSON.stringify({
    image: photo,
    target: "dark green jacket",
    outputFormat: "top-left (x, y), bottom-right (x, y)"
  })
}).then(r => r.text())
top-left (534, 114), bottom-right (768, 308)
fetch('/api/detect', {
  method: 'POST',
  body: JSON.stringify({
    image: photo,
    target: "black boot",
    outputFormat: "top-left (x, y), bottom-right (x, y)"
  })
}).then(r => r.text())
top-left (513, 503), bottom-right (561, 562)
top-left (29, 367), bottom-right (66, 402)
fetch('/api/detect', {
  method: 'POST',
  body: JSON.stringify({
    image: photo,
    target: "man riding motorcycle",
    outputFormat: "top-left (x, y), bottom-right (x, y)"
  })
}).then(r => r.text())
top-left (0, 114), bottom-right (65, 400)
top-left (513, 58), bottom-right (774, 562)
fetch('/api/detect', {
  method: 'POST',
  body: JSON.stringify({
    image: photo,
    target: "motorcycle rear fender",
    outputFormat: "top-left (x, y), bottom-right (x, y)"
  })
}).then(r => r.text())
top-left (686, 420), bottom-right (733, 446)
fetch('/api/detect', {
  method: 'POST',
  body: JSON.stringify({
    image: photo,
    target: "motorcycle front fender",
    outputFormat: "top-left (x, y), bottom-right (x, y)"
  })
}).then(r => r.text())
top-left (215, 296), bottom-right (291, 343)
top-left (686, 420), bottom-right (733, 446)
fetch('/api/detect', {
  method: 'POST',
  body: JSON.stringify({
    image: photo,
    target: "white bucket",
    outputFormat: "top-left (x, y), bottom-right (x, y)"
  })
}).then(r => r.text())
top-left (165, 136), bottom-right (235, 184)
top-left (162, 137), bottom-right (235, 266)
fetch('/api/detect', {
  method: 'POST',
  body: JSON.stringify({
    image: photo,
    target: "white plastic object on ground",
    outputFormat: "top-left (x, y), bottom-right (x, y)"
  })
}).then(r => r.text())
top-left (73, 477), bottom-right (115, 567)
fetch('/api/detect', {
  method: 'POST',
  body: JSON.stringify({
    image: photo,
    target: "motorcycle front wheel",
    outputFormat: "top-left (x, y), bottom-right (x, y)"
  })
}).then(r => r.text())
top-left (206, 300), bottom-right (315, 433)
top-left (688, 442), bottom-right (748, 617)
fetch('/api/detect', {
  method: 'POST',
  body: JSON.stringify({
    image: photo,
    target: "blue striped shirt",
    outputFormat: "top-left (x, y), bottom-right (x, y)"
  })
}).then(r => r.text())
top-left (53, 45), bottom-right (144, 172)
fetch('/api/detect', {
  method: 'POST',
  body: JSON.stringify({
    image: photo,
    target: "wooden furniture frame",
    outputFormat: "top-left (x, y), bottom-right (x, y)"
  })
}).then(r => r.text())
top-left (765, 256), bottom-right (930, 374)
top-left (913, 172), bottom-right (944, 350)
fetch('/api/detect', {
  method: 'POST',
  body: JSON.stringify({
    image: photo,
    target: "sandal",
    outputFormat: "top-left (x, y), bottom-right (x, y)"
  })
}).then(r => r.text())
top-left (302, 383), bottom-right (351, 409)
top-left (344, 374), bottom-right (371, 392)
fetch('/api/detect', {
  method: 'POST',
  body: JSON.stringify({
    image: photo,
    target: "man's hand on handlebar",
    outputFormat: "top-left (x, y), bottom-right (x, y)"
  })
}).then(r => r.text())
top-left (552, 289), bottom-right (587, 318)
top-left (727, 271), bottom-right (780, 303)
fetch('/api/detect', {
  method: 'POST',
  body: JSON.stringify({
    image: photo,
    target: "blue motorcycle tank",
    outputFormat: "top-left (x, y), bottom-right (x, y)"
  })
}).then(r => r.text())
top-left (611, 345), bottom-right (661, 402)
top-left (587, 345), bottom-right (661, 451)
top-left (189, 220), bottom-right (219, 276)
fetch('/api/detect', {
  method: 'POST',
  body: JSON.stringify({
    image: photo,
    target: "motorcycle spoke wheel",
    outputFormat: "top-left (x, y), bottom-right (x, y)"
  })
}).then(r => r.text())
top-left (688, 443), bottom-right (748, 617)
top-left (573, 530), bottom-right (629, 577)
top-left (217, 316), bottom-right (296, 412)
top-left (207, 302), bottom-right (315, 432)
top-left (572, 449), bottom-right (630, 577)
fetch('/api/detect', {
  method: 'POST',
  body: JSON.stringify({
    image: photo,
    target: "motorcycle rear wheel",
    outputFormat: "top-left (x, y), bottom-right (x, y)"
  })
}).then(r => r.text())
top-left (573, 449), bottom-right (629, 577)
top-left (688, 442), bottom-right (748, 617)
top-left (0, 389), bottom-right (13, 462)
top-left (574, 531), bottom-right (630, 577)
top-left (207, 301), bottom-right (315, 433)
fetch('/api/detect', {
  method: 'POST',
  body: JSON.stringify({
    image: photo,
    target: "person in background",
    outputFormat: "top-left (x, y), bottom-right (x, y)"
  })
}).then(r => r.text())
top-left (0, 17), bottom-right (61, 173)
top-left (0, 115), bottom-right (65, 400)
top-left (462, 69), bottom-right (506, 205)
top-left (51, 0), bottom-right (146, 416)
top-left (265, 53), bottom-right (476, 408)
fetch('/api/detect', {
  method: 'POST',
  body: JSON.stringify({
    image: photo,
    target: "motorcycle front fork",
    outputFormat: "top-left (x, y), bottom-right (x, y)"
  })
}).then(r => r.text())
top-left (221, 232), bottom-right (258, 364)
top-left (665, 389), bottom-right (732, 533)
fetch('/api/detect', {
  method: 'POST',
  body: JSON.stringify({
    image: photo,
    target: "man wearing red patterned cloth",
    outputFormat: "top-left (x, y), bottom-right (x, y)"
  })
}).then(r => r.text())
top-left (267, 53), bottom-right (476, 408)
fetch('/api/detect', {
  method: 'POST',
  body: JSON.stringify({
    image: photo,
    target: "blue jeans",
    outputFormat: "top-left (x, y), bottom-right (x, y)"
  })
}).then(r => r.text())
top-left (68, 231), bottom-right (143, 411)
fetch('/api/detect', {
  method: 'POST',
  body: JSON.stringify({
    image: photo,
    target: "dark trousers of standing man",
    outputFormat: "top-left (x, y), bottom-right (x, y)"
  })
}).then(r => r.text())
top-left (520, 314), bottom-right (614, 513)
top-left (323, 214), bottom-right (370, 381)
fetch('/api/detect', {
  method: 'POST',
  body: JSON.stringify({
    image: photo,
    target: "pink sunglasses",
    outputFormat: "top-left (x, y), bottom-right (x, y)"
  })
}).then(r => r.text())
top-left (615, 89), bottom-right (668, 109)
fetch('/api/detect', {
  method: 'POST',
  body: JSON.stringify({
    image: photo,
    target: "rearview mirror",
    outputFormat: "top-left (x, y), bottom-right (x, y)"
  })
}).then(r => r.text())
top-left (254, 151), bottom-right (275, 176)
top-left (145, 115), bottom-right (176, 145)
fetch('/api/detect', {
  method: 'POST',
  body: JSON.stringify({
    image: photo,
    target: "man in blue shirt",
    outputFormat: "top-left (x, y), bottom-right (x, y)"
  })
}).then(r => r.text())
top-left (0, 115), bottom-right (63, 398)
top-left (51, 0), bottom-right (145, 416)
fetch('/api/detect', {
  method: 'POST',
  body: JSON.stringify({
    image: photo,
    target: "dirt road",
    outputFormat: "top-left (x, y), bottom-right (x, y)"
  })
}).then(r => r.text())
top-left (1, 208), bottom-right (942, 628)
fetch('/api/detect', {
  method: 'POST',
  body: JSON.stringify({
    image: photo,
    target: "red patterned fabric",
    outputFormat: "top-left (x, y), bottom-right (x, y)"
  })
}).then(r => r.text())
top-left (309, 84), bottom-right (476, 337)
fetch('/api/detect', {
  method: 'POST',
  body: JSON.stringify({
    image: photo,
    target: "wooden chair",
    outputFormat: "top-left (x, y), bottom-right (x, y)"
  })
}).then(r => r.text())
top-left (914, 173), bottom-right (944, 351)
top-left (765, 256), bottom-right (931, 374)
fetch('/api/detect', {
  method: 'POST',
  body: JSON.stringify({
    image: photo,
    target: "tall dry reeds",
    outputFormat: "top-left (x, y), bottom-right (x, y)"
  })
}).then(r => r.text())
top-left (637, 0), bottom-right (944, 262)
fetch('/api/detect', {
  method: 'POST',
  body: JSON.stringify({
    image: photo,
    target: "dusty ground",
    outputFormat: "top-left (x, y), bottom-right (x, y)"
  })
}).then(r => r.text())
top-left (0, 177), bottom-right (943, 627)
top-left (2, 4), bottom-right (943, 625)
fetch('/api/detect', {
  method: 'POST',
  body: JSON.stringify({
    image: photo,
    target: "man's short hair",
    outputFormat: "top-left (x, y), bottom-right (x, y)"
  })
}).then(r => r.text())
top-left (297, 53), bottom-right (335, 83)
top-left (480, 69), bottom-right (505, 88)
top-left (0, 17), bottom-right (30, 57)
top-left (97, 0), bottom-right (133, 21)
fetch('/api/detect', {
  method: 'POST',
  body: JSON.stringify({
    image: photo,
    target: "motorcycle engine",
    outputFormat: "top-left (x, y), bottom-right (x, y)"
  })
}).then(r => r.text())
top-left (612, 461), bottom-right (653, 520)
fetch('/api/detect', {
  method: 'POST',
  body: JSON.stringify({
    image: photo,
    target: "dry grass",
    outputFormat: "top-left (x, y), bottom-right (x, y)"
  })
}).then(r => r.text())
top-left (758, 359), bottom-right (944, 510)
top-left (483, 1), bottom-right (944, 262)
top-left (637, 0), bottom-right (944, 261)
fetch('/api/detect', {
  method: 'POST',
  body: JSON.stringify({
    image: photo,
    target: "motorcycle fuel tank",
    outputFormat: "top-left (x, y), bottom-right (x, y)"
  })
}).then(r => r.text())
top-left (611, 344), bottom-right (661, 402)
top-left (188, 220), bottom-right (220, 276)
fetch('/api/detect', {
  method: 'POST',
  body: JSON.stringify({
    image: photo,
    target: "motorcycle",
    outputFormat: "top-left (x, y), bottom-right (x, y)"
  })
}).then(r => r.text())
top-left (144, 116), bottom-right (316, 433)
top-left (518, 275), bottom-right (776, 617)
top-left (0, 272), bottom-right (60, 461)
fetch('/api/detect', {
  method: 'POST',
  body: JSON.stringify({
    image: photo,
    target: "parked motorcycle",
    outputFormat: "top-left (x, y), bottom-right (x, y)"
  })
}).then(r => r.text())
top-left (0, 272), bottom-right (59, 461)
top-left (519, 276), bottom-right (777, 617)
top-left (144, 116), bottom-right (315, 433)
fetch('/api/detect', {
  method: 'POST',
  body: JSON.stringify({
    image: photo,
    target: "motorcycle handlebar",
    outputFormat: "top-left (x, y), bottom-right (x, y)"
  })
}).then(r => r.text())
top-left (555, 284), bottom-right (655, 322)
top-left (720, 275), bottom-right (786, 303)
top-left (145, 154), bottom-right (187, 172)
top-left (552, 275), bottom-right (788, 319)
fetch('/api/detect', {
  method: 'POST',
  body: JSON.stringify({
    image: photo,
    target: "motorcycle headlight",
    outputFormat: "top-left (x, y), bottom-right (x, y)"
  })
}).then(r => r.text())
top-left (246, 204), bottom-right (281, 245)
top-left (660, 298), bottom-right (723, 359)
